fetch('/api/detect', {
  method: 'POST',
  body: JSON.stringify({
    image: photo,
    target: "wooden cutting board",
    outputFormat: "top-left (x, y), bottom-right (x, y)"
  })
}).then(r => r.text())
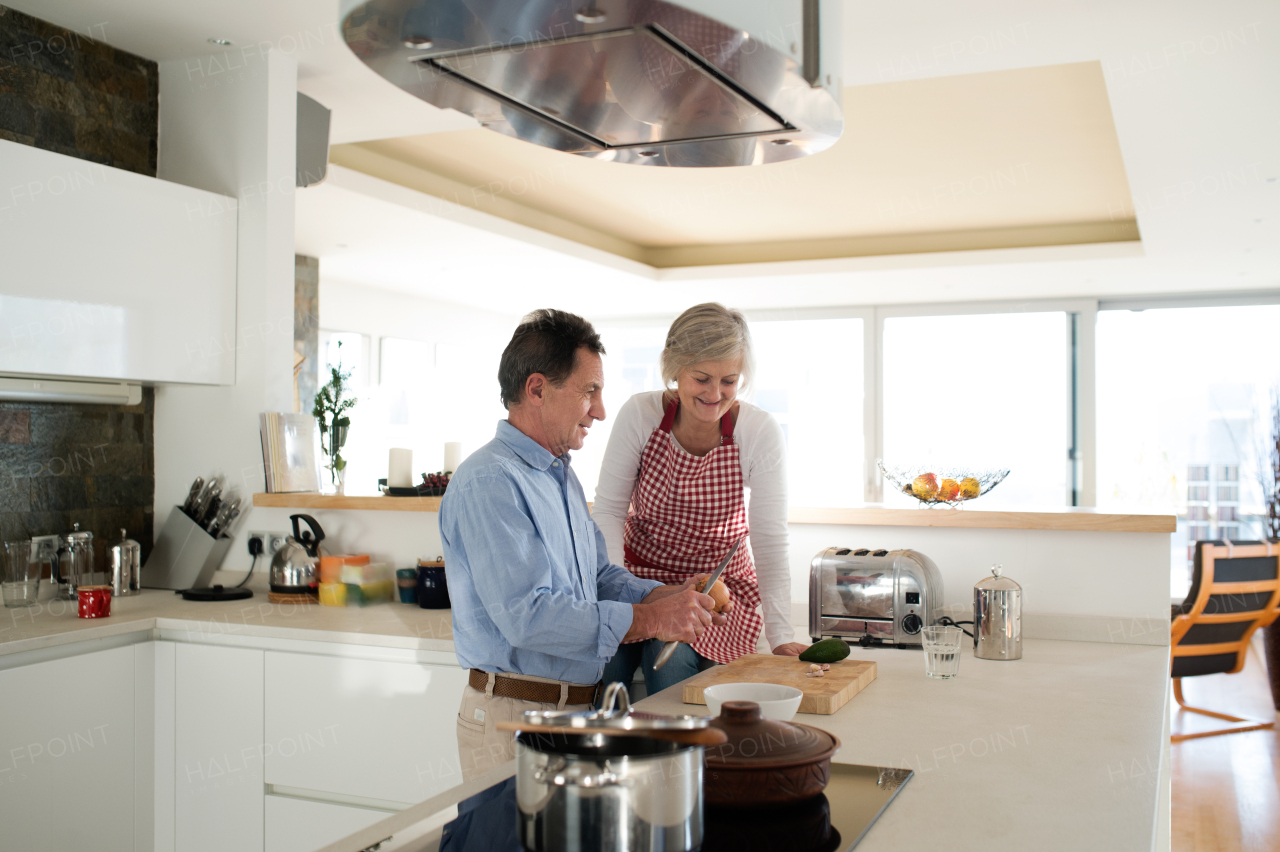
top-left (682, 654), bottom-right (877, 716)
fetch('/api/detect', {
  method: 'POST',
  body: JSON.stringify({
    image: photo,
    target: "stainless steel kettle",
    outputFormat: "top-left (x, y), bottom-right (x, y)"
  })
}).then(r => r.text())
top-left (269, 514), bottom-right (326, 595)
top-left (974, 565), bottom-right (1022, 661)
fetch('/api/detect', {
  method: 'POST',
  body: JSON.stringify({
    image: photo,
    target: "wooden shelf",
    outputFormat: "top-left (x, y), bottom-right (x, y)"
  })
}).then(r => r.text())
top-left (253, 493), bottom-right (443, 512)
top-left (251, 495), bottom-right (1175, 532)
top-left (787, 505), bottom-right (1176, 533)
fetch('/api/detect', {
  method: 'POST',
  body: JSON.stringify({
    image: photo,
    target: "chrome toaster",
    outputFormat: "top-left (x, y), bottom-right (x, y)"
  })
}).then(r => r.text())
top-left (809, 547), bottom-right (944, 648)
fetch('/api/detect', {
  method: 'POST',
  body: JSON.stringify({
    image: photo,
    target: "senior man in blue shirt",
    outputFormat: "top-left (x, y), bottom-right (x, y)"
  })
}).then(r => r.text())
top-left (441, 309), bottom-right (726, 781)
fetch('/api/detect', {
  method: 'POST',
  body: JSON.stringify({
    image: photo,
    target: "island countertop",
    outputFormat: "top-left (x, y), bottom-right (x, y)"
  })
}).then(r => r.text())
top-left (635, 639), bottom-right (1170, 852)
top-left (312, 637), bottom-right (1170, 852)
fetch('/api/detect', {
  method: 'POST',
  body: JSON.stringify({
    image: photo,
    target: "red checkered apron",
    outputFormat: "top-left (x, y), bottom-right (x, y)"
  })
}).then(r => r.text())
top-left (622, 397), bottom-right (763, 664)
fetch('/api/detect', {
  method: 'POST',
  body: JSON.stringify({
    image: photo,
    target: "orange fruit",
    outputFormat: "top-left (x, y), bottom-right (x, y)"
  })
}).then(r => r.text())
top-left (959, 477), bottom-right (981, 500)
top-left (911, 473), bottom-right (940, 500)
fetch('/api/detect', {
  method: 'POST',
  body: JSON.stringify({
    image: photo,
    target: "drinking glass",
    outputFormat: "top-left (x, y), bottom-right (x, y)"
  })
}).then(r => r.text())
top-left (922, 625), bottom-right (963, 679)
top-left (3, 541), bottom-right (41, 608)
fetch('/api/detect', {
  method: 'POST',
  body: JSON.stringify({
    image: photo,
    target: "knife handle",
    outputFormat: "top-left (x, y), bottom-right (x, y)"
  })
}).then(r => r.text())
top-left (652, 640), bottom-right (679, 671)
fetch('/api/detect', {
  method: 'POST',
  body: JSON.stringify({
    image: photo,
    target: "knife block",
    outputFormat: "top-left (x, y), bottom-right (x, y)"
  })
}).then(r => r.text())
top-left (142, 506), bottom-right (234, 590)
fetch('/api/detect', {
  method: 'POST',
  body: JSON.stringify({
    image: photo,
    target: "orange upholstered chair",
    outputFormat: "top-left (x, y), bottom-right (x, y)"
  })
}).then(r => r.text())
top-left (1170, 540), bottom-right (1280, 742)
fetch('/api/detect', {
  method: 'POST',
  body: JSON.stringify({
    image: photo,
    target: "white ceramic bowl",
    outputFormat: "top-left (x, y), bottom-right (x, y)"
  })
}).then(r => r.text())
top-left (703, 683), bottom-right (803, 721)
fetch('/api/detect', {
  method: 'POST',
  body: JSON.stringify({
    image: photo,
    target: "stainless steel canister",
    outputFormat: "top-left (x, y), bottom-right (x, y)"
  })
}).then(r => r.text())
top-left (109, 528), bottom-right (142, 597)
top-left (974, 564), bottom-right (1022, 660)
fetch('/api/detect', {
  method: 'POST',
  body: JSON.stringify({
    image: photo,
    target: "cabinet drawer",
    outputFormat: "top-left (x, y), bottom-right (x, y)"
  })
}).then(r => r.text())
top-left (264, 652), bottom-right (468, 804)
top-left (265, 795), bottom-right (392, 852)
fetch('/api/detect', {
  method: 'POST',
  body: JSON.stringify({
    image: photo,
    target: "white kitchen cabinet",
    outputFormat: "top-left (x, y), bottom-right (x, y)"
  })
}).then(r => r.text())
top-left (264, 795), bottom-right (393, 852)
top-left (0, 139), bottom-right (236, 385)
top-left (264, 652), bottom-right (469, 805)
top-left (175, 644), bottom-right (264, 852)
top-left (0, 645), bottom-right (137, 851)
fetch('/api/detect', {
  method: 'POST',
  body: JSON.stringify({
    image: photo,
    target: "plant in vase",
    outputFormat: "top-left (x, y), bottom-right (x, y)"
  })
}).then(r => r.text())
top-left (313, 347), bottom-right (357, 495)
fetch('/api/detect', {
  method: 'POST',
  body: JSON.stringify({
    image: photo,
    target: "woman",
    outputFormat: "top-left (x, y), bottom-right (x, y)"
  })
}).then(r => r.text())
top-left (595, 303), bottom-right (807, 697)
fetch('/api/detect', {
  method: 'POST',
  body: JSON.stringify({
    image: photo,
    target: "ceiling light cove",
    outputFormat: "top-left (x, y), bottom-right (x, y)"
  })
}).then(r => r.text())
top-left (338, 0), bottom-right (844, 167)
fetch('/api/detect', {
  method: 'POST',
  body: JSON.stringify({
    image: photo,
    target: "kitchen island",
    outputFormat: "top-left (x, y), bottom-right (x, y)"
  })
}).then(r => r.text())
top-left (310, 638), bottom-right (1170, 852)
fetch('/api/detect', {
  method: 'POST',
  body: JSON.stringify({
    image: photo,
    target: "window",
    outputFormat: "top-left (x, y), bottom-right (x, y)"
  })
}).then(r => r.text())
top-left (751, 318), bottom-right (864, 507)
top-left (1096, 304), bottom-right (1280, 595)
top-left (882, 312), bottom-right (1069, 508)
top-left (317, 331), bottom-right (508, 496)
top-left (576, 317), bottom-right (865, 507)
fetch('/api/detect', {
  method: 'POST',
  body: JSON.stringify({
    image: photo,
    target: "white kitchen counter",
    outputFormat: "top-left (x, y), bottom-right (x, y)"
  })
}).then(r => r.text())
top-left (318, 638), bottom-right (1171, 852)
top-left (0, 584), bottom-right (455, 663)
top-left (637, 639), bottom-right (1170, 851)
top-left (2, 590), bottom-right (1169, 851)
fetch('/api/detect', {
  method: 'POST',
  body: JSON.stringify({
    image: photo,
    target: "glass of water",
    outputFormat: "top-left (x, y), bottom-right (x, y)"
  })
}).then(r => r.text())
top-left (3, 541), bottom-right (41, 608)
top-left (922, 625), bottom-right (964, 679)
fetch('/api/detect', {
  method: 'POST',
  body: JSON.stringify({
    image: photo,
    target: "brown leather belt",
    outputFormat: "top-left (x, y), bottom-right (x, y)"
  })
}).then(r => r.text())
top-left (468, 669), bottom-right (600, 706)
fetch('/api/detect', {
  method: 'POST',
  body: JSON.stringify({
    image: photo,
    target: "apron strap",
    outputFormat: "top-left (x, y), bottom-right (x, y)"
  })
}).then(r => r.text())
top-left (719, 407), bottom-right (735, 445)
top-left (659, 397), bottom-right (679, 433)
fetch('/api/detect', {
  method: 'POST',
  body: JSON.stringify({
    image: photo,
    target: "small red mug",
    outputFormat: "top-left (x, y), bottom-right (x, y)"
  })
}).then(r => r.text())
top-left (78, 585), bottom-right (112, 618)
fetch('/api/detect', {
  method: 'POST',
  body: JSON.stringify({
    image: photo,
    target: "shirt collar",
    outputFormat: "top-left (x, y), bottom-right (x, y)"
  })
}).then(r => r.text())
top-left (496, 420), bottom-right (569, 471)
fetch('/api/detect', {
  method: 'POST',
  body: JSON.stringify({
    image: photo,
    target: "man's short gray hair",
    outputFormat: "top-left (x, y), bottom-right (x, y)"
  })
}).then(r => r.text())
top-left (660, 303), bottom-right (755, 392)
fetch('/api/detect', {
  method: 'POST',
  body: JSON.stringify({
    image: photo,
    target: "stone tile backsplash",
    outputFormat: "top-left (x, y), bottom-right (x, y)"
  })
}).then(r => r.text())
top-left (0, 6), bottom-right (159, 176)
top-left (0, 388), bottom-right (154, 566)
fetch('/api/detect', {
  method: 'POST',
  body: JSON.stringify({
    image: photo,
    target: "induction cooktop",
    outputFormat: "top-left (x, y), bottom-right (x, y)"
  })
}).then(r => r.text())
top-left (438, 763), bottom-right (913, 852)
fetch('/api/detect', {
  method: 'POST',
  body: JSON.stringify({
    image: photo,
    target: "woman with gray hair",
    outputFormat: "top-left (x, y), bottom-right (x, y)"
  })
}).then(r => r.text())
top-left (595, 303), bottom-right (806, 697)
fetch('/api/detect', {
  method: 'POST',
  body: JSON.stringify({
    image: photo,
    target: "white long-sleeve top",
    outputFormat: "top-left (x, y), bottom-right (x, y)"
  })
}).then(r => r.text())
top-left (593, 390), bottom-right (794, 650)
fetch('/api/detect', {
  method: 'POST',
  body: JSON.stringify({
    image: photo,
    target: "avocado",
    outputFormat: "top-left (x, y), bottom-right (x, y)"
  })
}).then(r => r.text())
top-left (799, 637), bottom-right (850, 664)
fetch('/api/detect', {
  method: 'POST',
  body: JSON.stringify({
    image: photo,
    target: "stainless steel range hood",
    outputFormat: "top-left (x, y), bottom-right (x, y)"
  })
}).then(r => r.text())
top-left (339, 0), bottom-right (843, 166)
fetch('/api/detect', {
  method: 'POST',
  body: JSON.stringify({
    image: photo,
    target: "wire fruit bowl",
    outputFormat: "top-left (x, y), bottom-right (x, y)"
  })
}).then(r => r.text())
top-left (878, 462), bottom-right (1010, 508)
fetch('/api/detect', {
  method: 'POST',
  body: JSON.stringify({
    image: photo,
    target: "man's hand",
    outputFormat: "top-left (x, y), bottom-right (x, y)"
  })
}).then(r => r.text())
top-left (772, 642), bottom-right (810, 656)
top-left (627, 581), bottom-right (718, 643)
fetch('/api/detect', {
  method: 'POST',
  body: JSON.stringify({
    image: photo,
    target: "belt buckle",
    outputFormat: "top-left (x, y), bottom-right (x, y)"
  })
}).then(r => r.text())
top-left (592, 680), bottom-right (603, 707)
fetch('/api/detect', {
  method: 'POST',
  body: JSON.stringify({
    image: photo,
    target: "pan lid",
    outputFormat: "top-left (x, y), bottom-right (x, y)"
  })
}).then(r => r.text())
top-left (519, 683), bottom-right (713, 732)
top-left (705, 701), bottom-right (840, 768)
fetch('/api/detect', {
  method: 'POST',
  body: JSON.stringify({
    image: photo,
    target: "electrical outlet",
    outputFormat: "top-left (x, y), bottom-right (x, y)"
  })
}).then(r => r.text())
top-left (249, 532), bottom-right (288, 556)
top-left (247, 533), bottom-right (266, 556)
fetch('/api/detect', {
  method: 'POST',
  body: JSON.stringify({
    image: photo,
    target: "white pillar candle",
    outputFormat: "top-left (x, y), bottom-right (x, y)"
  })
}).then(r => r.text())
top-left (388, 448), bottom-right (413, 488)
top-left (444, 442), bottom-right (462, 474)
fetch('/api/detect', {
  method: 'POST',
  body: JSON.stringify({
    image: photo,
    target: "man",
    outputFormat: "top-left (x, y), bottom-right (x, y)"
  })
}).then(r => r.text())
top-left (441, 309), bottom-right (725, 781)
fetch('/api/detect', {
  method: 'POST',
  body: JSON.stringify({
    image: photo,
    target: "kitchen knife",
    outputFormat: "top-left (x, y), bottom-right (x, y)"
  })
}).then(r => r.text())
top-left (182, 477), bottom-right (205, 517)
top-left (652, 537), bottom-right (742, 671)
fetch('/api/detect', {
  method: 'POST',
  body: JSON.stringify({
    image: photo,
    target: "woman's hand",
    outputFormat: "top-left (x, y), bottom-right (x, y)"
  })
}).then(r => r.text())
top-left (772, 642), bottom-right (809, 657)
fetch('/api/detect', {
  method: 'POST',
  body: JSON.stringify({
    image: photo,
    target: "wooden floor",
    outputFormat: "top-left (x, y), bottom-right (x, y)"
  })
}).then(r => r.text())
top-left (1172, 634), bottom-right (1280, 852)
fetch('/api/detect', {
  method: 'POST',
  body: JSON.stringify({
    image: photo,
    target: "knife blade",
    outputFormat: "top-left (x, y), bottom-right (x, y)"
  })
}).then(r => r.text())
top-left (652, 537), bottom-right (743, 671)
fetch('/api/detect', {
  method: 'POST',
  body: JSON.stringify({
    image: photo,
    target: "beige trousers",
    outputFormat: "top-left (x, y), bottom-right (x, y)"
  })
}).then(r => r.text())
top-left (455, 672), bottom-right (592, 782)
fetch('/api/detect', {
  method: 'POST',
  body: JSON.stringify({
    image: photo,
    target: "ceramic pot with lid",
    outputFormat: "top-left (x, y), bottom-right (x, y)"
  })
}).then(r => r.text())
top-left (704, 701), bottom-right (841, 807)
top-left (514, 684), bottom-right (709, 852)
top-left (974, 564), bottom-right (1022, 660)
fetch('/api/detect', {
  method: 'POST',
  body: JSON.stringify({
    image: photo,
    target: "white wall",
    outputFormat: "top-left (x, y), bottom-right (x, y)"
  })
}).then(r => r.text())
top-left (212, 283), bottom-right (518, 580)
top-left (153, 48), bottom-right (297, 569)
top-left (787, 523), bottom-right (1171, 643)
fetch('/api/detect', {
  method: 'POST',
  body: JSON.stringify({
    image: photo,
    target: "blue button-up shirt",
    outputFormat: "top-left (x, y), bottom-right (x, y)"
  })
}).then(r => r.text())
top-left (440, 420), bottom-right (662, 684)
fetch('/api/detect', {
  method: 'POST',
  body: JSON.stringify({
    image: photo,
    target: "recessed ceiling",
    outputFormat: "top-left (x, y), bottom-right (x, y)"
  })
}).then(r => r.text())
top-left (331, 61), bottom-right (1138, 267)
